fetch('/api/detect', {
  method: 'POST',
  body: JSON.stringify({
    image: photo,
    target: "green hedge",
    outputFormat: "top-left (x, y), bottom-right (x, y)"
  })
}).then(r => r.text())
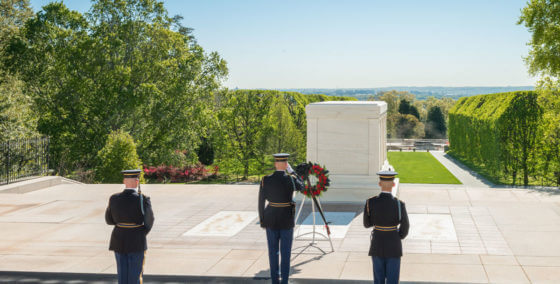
top-left (449, 91), bottom-right (549, 186)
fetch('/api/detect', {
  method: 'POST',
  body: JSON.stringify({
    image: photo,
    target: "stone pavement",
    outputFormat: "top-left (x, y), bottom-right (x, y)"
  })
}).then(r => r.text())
top-left (429, 151), bottom-right (493, 188)
top-left (1, 182), bottom-right (560, 283)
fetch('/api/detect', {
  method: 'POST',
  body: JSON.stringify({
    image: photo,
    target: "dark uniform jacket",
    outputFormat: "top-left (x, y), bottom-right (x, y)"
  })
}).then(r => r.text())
top-left (105, 189), bottom-right (155, 253)
top-left (258, 171), bottom-right (305, 230)
top-left (363, 192), bottom-right (409, 257)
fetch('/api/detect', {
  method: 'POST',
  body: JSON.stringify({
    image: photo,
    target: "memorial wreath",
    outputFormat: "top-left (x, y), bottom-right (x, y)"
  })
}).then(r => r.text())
top-left (295, 162), bottom-right (331, 198)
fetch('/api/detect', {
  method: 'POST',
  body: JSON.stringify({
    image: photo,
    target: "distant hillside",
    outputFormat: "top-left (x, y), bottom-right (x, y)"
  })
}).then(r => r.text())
top-left (278, 86), bottom-right (535, 100)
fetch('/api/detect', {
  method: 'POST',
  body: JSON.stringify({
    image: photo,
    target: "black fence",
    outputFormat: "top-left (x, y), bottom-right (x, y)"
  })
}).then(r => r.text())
top-left (1, 137), bottom-right (49, 185)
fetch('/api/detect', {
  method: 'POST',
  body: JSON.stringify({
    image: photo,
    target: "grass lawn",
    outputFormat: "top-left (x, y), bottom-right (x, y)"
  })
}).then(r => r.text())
top-left (387, 152), bottom-right (462, 184)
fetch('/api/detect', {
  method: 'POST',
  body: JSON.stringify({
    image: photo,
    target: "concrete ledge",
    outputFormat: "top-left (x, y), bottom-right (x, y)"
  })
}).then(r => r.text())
top-left (0, 176), bottom-right (80, 194)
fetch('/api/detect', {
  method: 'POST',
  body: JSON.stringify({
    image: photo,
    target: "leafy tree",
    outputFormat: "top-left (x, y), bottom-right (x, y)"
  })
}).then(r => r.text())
top-left (398, 99), bottom-right (411, 115)
top-left (398, 99), bottom-right (419, 119)
top-left (8, 0), bottom-right (227, 174)
top-left (394, 114), bottom-right (425, 138)
top-left (0, 71), bottom-right (37, 142)
top-left (218, 90), bottom-right (273, 179)
top-left (372, 90), bottom-right (414, 115)
top-left (425, 106), bottom-right (447, 138)
top-left (518, 0), bottom-right (560, 79)
top-left (265, 94), bottom-right (305, 159)
top-left (95, 130), bottom-right (143, 183)
top-left (0, 0), bottom-right (32, 49)
top-left (0, 0), bottom-right (36, 142)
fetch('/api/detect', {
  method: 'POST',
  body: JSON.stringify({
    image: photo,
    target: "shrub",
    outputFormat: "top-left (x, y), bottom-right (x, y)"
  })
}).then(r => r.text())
top-left (143, 163), bottom-right (217, 183)
top-left (95, 130), bottom-right (143, 183)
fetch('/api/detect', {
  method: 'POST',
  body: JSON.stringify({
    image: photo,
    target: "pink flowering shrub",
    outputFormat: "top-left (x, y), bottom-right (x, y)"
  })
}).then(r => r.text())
top-left (143, 164), bottom-right (219, 183)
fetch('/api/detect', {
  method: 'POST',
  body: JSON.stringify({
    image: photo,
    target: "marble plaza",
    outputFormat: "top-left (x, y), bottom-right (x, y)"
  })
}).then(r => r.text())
top-left (1, 156), bottom-right (560, 283)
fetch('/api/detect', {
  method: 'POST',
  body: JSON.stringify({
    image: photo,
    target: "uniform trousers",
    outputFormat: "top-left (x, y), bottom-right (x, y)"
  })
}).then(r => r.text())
top-left (115, 251), bottom-right (145, 284)
top-left (372, 256), bottom-right (400, 284)
top-left (266, 228), bottom-right (293, 284)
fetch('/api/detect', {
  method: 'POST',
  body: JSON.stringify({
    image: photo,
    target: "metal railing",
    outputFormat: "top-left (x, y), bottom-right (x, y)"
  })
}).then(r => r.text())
top-left (1, 137), bottom-right (49, 185)
top-left (387, 138), bottom-right (448, 151)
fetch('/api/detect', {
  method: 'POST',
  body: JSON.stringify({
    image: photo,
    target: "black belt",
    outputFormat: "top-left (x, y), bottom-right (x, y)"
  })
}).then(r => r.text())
top-left (116, 223), bottom-right (143, 228)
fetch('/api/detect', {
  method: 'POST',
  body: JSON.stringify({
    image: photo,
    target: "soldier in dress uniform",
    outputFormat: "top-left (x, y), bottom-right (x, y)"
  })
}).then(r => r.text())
top-left (258, 153), bottom-right (305, 284)
top-left (105, 169), bottom-right (155, 284)
top-left (363, 170), bottom-right (409, 284)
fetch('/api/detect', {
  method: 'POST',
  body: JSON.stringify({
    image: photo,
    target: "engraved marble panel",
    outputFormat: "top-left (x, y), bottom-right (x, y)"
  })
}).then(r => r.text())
top-left (183, 211), bottom-right (257, 237)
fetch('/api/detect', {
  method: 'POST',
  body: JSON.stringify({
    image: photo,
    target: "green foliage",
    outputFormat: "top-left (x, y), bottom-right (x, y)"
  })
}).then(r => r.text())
top-left (0, 0), bottom-right (37, 143)
top-left (425, 106), bottom-right (447, 139)
top-left (0, 71), bottom-right (37, 142)
top-left (536, 81), bottom-right (560, 186)
top-left (372, 91), bottom-right (455, 138)
top-left (215, 89), bottom-right (356, 179)
top-left (448, 91), bottom-right (553, 186)
top-left (95, 130), bottom-right (142, 183)
top-left (398, 99), bottom-right (420, 119)
top-left (218, 90), bottom-right (273, 179)
top-left (518, 0), bottom-right (560, 79)
top-left (7, 0), bottom-right (227, 175)
top-left (197, 137), bottom-right (215, 166)
top-left (391, 114), bottom-right (425, 139)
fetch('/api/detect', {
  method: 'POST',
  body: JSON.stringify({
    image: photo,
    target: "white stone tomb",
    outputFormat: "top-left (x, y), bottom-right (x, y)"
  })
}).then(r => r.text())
top-left (305, 101), bottom-right (391, 202)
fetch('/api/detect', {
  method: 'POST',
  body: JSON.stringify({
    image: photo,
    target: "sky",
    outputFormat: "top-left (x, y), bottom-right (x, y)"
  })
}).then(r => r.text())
top-left (29, 0), bottom-right (536, 89)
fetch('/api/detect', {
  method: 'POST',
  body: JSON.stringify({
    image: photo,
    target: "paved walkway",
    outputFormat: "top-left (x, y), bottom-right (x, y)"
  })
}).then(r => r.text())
top-left (429, 151), bottom-right (493, 188)
top-left (1, 181), bottom-right (560, 283)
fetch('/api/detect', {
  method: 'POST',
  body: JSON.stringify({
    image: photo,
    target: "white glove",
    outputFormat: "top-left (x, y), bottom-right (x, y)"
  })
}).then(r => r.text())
top-left (287, 163), bottom-right (294, 174)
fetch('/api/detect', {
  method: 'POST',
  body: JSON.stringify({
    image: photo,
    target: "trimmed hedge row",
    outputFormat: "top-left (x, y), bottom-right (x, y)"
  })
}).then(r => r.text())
top-left (449, 91), bottom-right (550, 186)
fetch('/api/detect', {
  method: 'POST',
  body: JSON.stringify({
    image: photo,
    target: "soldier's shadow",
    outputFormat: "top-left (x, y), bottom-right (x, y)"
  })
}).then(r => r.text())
top-left (253, 245), bottom-right (331, 279)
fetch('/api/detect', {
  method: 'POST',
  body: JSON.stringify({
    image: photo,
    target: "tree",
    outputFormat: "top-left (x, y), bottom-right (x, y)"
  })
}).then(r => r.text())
top-left (398, 99), bottom-right (419, 119)
top-left (425, 106), bottom-right (447, 138)
top-left (0, 0), bottom-right (32, 49)
top-left (218, 90), bottom-right (273, 179)
top-left (394, 114), bottom-right (425, 138)
top-left (0, 0), bottom-right (36, 142)
top-left (95, 130), bottom-right (142, 183)
top-left (518, 0), bottom-right (560, 79)
top-left (398, 99), bottom-right (411, 115)
top-left (0, 72), bottom-right (37, 142)
top-left (8, 0), bottom-right (227, 174)
top-left (372, 90), bottom-right (413, 115)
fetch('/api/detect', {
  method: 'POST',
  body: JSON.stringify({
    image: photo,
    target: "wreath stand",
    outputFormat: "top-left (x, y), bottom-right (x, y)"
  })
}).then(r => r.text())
top-left (293, 194), bottom-right (334, 254)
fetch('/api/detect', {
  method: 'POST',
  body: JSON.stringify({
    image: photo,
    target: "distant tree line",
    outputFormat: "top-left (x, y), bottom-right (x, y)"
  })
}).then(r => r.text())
top-left (369, 91), bottom-right (454, 139)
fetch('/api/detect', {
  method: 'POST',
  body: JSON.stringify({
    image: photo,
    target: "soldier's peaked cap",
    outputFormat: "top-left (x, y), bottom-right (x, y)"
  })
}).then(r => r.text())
top-left (121, 169), bottom-right (141, 178)
top-left (272, 153), bottom-right (290, 162)
top-left (377, 170), bottom-right (398, 181)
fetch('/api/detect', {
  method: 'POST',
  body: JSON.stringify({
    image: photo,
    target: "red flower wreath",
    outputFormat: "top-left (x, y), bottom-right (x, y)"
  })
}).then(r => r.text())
top-left (298, 162), bottom-right (331, 198)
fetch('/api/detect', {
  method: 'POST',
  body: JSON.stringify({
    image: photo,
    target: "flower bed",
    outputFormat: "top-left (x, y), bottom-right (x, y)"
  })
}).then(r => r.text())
top-left (143, 164), bottom-right (219, 183)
